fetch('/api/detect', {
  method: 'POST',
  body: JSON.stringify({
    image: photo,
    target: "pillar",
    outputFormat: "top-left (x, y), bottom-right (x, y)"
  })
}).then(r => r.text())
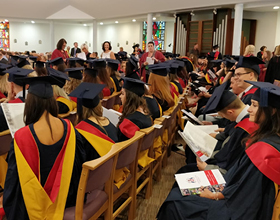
top-left (92, 20), bottom-right (98, 52)
top-left (49, 20), bottom-right (55, 50)
top-left (275, 9), bottom-right (280, 47)
top-left (146, 13), bottom-right (153, 52)
top-left (232, 4), bottom-right (243, 55)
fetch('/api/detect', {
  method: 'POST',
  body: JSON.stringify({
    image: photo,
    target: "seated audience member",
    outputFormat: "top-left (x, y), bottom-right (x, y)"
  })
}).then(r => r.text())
top-left (157, 81), bottom-right (280, 220)
top-left (234, 56), bottom-right (265, 105)
top-left (48, 57), bottom-right (66, 72)
top-left (106, 59), bottom-right (122, 92)
top-left (34, 60), bottom-right (47, 76)
top-left (143, 86), bottom-right (161, 120)
top-left (147, 65), bottom-right (175, 111)
top-left (70, 82), bottom-right (118, 161)
top-left (64, 67), bottom-right (83, 95)
top-left (81, 43), bottom-right (91, 60)
top-left (117, 78), bottom-right (152, 142)
top-left (3, 76), bottom-right (86, 219)
top-left (0, 64), bottom-right (9, 99)
top-left (125, 56), bottom-right (141, 79)
top-left (91, 59), bottom-right (114, 96)
top-left (169, 63), bottom-right (184, 94)
top-left (53, 85), bottom-right (74, 115)
top-left (51, 38), bottom-right (69, 62)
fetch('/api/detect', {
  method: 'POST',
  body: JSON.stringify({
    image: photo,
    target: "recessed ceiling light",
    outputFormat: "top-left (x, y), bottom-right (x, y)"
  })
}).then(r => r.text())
top-left (153, 17), bottom-right (156, 21)
top-left (273, 6), bottom-right (280, 9)
top-left (83, 24), bottom-right (87, 26)
top-left (132, 19), bottom-right (136, 22)
top-left (4, 19), bottom-right (8, 22)
top-left (100, 22), bottom-right (103, 25)
top-left (115, 21), bottom-right (119, 24)
top-left (31, 21), bottom-right (35, 24)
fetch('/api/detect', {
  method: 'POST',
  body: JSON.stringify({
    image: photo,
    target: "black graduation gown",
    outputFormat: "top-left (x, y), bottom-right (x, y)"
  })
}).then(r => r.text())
top-left (111, 75), bottom-right (121, 92)
top-left (171, 81), bottom-right (183, 94)
top-left (265, 56), bottom-right (280, 83)
top-left (3, 120), bottom-right (86, 220)
top-left (154, 96), bottom-right (169, 112)
top-left (144, 96), bottom-right (161, 120)
top-left (57, 101), bottom-right (70, 114)
top-left (241, 86), bottom-right (258, 106)
top-left (79, 119), bottom-right (118, 161)
top-left (157, 141), bottom-right (276, 220)
top-left (118, 111), bottom-right (152, 142)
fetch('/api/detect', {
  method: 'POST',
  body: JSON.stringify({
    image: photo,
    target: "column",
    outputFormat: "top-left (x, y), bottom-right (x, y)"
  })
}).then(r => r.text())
top-left (146, 13), bottom-right (153, 52)
top-left (232, 3), bottom-right (243, 55)
top-left (49, 20), bottom-right (55, 50)
top-left (92, 20), bottom-right (98, 52)
top-left (275, 9), bottom-right (280, 46)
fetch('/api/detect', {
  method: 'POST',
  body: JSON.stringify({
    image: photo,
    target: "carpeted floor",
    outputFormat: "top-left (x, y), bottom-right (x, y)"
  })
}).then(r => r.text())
top-left (134, 150), bottom-right (186, 220)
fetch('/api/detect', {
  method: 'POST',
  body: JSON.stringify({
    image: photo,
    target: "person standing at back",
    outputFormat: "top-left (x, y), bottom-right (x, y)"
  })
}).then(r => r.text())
top-left (100, 41), bottom-right (116, 59)
top-left (70, 42), bottom-right (81, 57)
top-left (51, 38), bottom-right (69, 63)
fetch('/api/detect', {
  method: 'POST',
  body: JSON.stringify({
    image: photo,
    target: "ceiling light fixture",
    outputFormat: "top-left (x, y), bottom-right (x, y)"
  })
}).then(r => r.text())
top-left (4, 19), bottom-right (8, 22)
top-left (31, 20), bottom-right (35, 24)
top-left (100, 22), bottom-right (103, 25)
top-left (83, 24), bottom-right (87, 26)
top-left (273, 6), bottom-right (280, 9)
top-left (115, 21), bottom-right (119, 24)
top-left (213, 8), bottom-right (217, 15)
top-left (153, 17), bottom-right (156, 21)
top-left (132, 19), bottom-right (136, 22)
top-left (190, 11), bottom-right (195, 16)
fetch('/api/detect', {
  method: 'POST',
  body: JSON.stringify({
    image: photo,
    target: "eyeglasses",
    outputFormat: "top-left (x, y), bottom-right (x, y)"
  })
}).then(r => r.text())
top-left (233, 72), bottom-right (251, 78)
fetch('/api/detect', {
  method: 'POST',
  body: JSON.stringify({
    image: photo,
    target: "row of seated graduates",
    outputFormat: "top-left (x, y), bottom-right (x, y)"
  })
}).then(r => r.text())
top-left (157, 56), bottom-right (280, 219)
top-left (0, 52), bottom-right (193, 219)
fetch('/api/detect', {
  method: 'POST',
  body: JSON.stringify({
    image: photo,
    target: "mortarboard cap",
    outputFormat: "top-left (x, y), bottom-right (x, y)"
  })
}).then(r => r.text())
top-left (148, 64), bottom-right (168, 77)
top-left (47, 57), bottom-right (64, 66)
top-left (0, 64), bottom-right (12, 76)
top-left (69, 82), bottom-right (105, 110)
top-left (17, 55), bottom-right (31, 68)
top-left (128, 55), bottom-right (139, 70)
top-left (35, 60), bottom-right (45, 69)
top-left (84, 68), bottom-right (98, 78)
top-left (14, 76), bottom-right (63, 99)
top-left (245, 81), bottom-right (280, 108)
top-left (123, 77), bottom-right (147, 96)
top-left (106, 58), bottom-right (120, 71)
top-left (91, 59), bottom-right (106, 69)
top-left (213, 45), bottom-right (219, 50)
top-left (236, 56), bottom-right (265, 75)
top-left (173, 59), bottom-right (185, 68)
top-left (47, 67), bottom-right (69, 88)
top-left (223, 58), bottom-right (236, 68)
top-left (65, 67), bottom-right (84, 80)
top-left (29, 56), bottom-right (38, 62)
top-left (203, 82), bottom-right (237, 113)
top-left (125, 71), bottom-right (140, 80)
top-left (132, 44), bottom-right (139, 49)
top-left (4, 67), bottom-right (34, 85)
top-left (169, 63), bottom-right (179, 74)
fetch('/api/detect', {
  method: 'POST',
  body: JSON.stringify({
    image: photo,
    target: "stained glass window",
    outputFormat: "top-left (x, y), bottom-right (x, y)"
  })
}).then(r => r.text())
top-left (142, 21), bottom-right (165, 51)
top-left (0, 21), bottom-right (10, 51)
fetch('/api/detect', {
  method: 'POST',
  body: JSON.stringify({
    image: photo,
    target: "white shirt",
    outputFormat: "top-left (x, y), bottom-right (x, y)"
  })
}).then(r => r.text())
top-left (15, 90), bottom-right (28, 99)
top-left (236, 105), bottom-right (249, 123)
top-left (101, 51), bottom-right (112, 59)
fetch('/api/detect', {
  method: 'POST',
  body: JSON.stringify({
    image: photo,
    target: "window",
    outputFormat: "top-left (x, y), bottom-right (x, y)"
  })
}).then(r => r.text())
top-left (0, 21), bottom-right (10, 51)
top-left (143, 21), bottom-right (165, 51)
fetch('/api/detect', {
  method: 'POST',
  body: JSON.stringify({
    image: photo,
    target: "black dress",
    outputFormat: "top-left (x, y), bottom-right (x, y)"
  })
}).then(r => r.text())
top-left (111, 75), bottom-right (121, 92)
top-left (265, 56), bottom-right (280, 83)
top-left (144, 96), bottom-right (161, 120)
top-left (154, 96), bottom-right (170, 112)
top-left (118, 111), bottom-right (152, 142)
top-left (3, 119), bottom-right (86, 220)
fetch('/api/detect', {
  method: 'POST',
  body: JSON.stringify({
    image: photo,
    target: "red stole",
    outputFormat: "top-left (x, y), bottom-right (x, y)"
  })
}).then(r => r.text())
top-left (241, 88), bottom-right (258, 99)
top-left (0, 91), bottom-right (6, 99)
top-left (9, 98), bottom-right (24, 103)
top-left (235, 117), bottom-right (259, 134)
top-left (214, 51), bottom-right (220, 60)
top-left (119, 118), bottom-right (140, 139)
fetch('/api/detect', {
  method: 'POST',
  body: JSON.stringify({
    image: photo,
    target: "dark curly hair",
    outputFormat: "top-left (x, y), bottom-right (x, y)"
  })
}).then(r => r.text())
top-left (102, 41), bottom-right (112, 52)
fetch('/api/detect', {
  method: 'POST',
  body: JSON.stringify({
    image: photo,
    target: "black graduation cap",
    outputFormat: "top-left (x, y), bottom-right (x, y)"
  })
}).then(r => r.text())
top-left (245, 81), bottom-right (280, 108)
top-left (106, 58), bottom-right (120, 71)
top-left (4, 67), bottom-right (34, 84)
top-left (47, 57), bottom-right (64, 66)
top-left (203, 82), bottom-right (237, 113)
top-left (14, 76), bottom-right (63, 99)
top-left (69, 82), bottom-right (105, 111)
top-left (128, 55), bottom-right (139, 69)
top-left (223, 58), bottom-right (236, 68)
top-left (148, 64), bottom-right (168, 77)
top-left (118, 51), bottom-right (127, 60)
top-left (236, 56), bottom-right (265, 75)
top-left (0, 63), bottom-right (12, 76)
top-left (84, 68), bottom-right (98, 78)
top-left (164, 52), bottom-right (173, 59)
top-left (173, 59), bottom-right (185, 68)
top-left (65, 67), bottom-right (84, 80)
top-left (35, 61), bottom-right (45, 69)
top-left (169, 63), bottom-right (179, 74)
top-left (213, 45), bottom-right (219, 50)
top-left (210, 59), bottom-right (223, 64)
top-left (11, 55), bottom-right (19, 61)
top-left (47, 67), bottom-right (69, 88)
top-left (123, 77), bottom-right (147, 96)
top-left (17, 56), bottom-right (30, 68)
top-left (91, 59), bottom-right (106, 69)
top-left (29, 56), bottom-right (38, 62)
top-left (132, 44), bottom-right (139, 49)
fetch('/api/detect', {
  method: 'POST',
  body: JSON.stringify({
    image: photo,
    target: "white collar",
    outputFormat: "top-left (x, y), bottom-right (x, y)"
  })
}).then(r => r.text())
top-left (15, 90), bottom-right (28, 99)
top-left (240, 85), bottom-right (253, 98)
top-left (236, 105), bottom-right (249, 123)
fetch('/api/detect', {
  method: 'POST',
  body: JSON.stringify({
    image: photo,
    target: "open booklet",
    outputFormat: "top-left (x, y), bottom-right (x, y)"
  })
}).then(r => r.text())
top-left (181, 109), bottom-right (204, 125)
top-left (175, 169), bottom-right (226, 196)
top-left (102, 107), bottom-right (121, 127)
top-left (1, 103), bottom-right (25, 138)
top-left (178, 121), bottom-right (217, 161)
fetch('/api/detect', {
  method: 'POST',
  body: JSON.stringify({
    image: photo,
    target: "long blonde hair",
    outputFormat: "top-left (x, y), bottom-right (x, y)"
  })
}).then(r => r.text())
top-left (52, 85), bottom-right (70, 100)
top-left (274, 45), bottom-right (280, 56)
top-left (148, 73), bottom-right (175, 107)
top-left (243, 45), bottom-right (255, 56)
top-left (0, 74), bottom-right (8, 94)
top-left (64, 78), bottom-right (82, 94)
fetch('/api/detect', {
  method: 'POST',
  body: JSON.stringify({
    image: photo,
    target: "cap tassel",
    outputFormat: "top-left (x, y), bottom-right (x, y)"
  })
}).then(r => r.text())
top-left (260, 87), bottom-right (270, 107)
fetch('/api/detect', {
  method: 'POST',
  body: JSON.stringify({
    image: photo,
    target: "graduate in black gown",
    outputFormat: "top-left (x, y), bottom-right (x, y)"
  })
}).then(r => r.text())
top-left (69, 82), bottom-right (118, 161)
top-left (169, 63), bottom-right (184, 94)
top-left (3, 76), bottom-right (86, 220)
top-left (106, 59), bottom-right (122, 92)
top-left (157, 81), bottom-right (280, 220)
top-left (117, 78), bottom-right (152, 142)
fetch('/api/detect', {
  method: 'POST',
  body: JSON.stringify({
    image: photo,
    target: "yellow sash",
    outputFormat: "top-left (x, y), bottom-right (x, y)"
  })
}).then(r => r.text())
top-left (272, 183), bottom-right (280, 220)
top-left (0, 153), bottom-right (8, 188)
top-left (170, 82), bottom-right (179, 93)
top-left (57, 97), bottom-right (73, 112)
top-left (110, 77), bottom-right (117, 93)
top-left (14, 124), bottom-right (76, 220)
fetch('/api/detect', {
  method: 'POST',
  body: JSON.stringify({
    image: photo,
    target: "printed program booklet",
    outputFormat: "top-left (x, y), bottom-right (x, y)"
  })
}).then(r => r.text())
top-left (175, 169), bottom-right (226, 196)
top-left (178, 121), bottom-right (217, 161)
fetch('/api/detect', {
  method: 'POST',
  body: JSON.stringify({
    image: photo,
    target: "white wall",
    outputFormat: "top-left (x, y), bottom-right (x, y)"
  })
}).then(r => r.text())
top-left (243, 11), bottom-right (278, 52)
top-left (96, 22), bottom-right (142, 56)
top-left (275, 10), bottom-right (280, 47)
top-left (165, 21), bottom-right (175, 52)
top-left (9, 22), bottom-right (50, 52)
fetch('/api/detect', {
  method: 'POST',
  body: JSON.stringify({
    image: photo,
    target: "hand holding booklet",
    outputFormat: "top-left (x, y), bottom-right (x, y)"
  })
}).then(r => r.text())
top-left (175, 169), bottom-right (226, 196)
top-left (178, 121), bottom-right (217, 161)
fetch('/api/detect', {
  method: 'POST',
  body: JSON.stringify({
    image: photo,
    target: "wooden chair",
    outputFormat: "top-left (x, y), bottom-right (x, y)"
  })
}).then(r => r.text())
top-left (64, 144), bottom-right (120, 220)
top-left (102, 92), bottom-right (121, 110)
top-left (111, 131), bottom-right (145, 220)
top-left (0, 130), bottom-right (12, 156)
top-left (136, 126), bottom-right (155, 200)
